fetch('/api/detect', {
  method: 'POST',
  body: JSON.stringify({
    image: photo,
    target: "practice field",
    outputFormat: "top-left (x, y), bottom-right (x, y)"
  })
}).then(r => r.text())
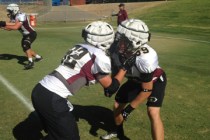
top-left (0, 22), bottom-right (210, 140)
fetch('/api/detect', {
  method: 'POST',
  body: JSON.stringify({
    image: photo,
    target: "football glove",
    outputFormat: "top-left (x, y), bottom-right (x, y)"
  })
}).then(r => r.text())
top-left (121, 54), bottom-right (136, 71)
top-left (0, 21), bottom-right (6, 27)
top-left (121, 104), bottom-right (135, 121)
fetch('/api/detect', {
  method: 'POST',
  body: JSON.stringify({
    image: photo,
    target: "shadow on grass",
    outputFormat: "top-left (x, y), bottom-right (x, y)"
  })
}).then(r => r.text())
top-left (72, 104), bottom-right (116, 137)
top-left (13, 111), bottom-right (44, 140)
top-left (13, 105), bottom-right (115, 139)
top-left (0, 53), bottom-right (27, 66)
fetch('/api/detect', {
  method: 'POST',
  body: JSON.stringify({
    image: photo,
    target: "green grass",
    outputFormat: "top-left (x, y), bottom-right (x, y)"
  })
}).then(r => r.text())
top-left (131, 0), bottom-right (210, 41)
top-left (0, 0), bottom-right (210, 139)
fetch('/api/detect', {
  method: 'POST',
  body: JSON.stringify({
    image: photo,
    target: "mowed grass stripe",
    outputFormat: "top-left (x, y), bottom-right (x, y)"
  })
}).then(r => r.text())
top-left (36, 25), bottom-right (210, 44)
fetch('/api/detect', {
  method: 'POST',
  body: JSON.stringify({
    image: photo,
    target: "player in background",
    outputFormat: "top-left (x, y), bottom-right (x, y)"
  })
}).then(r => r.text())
top-left (112, 3), bottom-right (128, 25)
top-left (100, 19), bottom-right (167, 140)
top-left (31, 21), bottom-right (136, 140)
top-left (0, 4), bottom-right (42, 70)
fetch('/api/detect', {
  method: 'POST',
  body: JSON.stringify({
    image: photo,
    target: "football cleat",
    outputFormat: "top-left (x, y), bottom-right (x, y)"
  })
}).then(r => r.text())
top-left (34, 56), bottom-right (43, 62)
top-left (100, 132), bottom-right (117, 140)
top-left (24, 61), bottom-right (34, 70)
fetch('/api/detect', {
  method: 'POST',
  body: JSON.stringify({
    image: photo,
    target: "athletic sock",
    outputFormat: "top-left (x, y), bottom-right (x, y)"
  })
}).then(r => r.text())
top-left (116, 123), bottom-right (125, 138)
top-left (28, 58), bottom-right (33, 62)
top-left (35, 54), bottom-right (41, 59)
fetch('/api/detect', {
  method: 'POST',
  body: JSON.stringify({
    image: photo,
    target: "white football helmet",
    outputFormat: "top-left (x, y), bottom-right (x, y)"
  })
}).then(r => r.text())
top-left (82, 21), bottom-right (114, 51)
top-left (7, 3), bottom-right (20, 17)
top-left (117, 19), bottom-right (150, 50)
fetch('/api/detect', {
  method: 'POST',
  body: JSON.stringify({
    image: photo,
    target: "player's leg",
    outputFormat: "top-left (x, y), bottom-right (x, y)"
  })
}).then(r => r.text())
top-left (113, 102), bottom-right (127, 139)
top-left (21, 35), bottom-right (34, 69)
top-left (146, 72), bottom-right (167, 140)
top-left (100, 102), bottom-right (126, 140)
top-left (29, 31), bottom-right (43, 62)
top-left (147, 107), bottom-right (164, 140)
top-left (22, 32), bottom-right (42, 69)
top-left (31, 84), bottom-right (80, 140)
top-left (101, 80), bottom-right (140, 140)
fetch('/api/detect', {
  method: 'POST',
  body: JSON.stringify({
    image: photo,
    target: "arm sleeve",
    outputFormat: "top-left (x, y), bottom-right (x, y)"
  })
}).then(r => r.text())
top-left (16, 14), bottom-right (26, 23)
top-left (92, 55), bottom-right (111, 75)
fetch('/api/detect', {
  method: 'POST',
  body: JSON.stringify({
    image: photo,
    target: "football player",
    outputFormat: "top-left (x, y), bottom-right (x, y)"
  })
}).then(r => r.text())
top-left (0, 4), bottom-right (42, 70)
top-left (112, 3), bottom-right (128, 25)
top-left (100, 19), bottom-right (167, 140)
top-left (31, 21), bottom-right (135, 140)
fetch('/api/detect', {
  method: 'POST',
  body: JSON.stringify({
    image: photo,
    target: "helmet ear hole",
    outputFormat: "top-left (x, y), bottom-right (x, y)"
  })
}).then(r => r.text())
top-left (101, 44), bottom-right (106, 48)
top-left (136, 41), bottom-right (141, 46)
top-left (82, 29), bottom-right (87, 39)
top-left (148, 33), bottom-right (151, 41)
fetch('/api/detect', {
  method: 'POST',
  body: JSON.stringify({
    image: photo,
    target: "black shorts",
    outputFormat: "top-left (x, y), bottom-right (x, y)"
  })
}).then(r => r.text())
top-left (115, 72), bottom-right (167, 107)
top-left (31, 83), bottom-right (80, 140)
top-left (21, 31), bottom-right (37, 52)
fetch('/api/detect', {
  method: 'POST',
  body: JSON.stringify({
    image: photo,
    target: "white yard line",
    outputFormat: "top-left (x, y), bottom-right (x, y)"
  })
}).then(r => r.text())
top-left (0, 74), bottom-right (34, 111)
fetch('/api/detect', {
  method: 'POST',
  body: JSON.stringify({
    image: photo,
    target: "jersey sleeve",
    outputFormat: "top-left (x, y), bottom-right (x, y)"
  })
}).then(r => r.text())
top-left (92, 54), bottom-right (111, 75)
top-left (16, 13), bottom-right (26, 23)
top-left (135, 46), bottom-right (158, 74)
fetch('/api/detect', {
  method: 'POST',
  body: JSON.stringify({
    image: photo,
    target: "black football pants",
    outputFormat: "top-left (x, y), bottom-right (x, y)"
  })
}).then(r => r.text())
top-left (31, 83), bottom-right (80, 140)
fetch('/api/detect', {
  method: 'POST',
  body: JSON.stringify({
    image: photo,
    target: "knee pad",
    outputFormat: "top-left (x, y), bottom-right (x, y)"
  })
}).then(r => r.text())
top-left (22, 39), bottom-right (31, 52)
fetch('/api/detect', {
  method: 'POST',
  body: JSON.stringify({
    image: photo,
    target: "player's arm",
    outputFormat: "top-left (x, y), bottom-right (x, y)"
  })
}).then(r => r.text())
top-left (98, 69), bottom-right (127, 97)
top-left (99, 69), bottom-right (127, 87)
top-left (99, 54), bottom-right (136, 97)
top-left (121, 72), bottom-right (153, 120)
top-left (111, 12), bottom-right (118, 16)
top-left (4, 20), bottom-right (22, 30)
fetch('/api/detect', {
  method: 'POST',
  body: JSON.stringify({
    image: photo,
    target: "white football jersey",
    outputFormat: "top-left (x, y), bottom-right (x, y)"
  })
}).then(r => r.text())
top-left (40, 44), bottom-right (111, 98)
top-left (11, 13), bottom-right (35, 35)
top-left (126, 44), bottom-right (159, 80)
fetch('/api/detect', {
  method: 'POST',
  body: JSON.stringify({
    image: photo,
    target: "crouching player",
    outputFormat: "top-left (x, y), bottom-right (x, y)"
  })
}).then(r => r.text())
top-left (101, 19), bottom-right (167, 140)
top-left (0, 4), bottom-right (42, 70)
top-left (31, 21), bottom-right (136, 140)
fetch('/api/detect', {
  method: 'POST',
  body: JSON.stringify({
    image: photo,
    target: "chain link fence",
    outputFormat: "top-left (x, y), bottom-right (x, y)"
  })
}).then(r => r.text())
top-left (0, 1), bottom-right (166, 24)
top-left (0, 0), bottom-right (51, 21)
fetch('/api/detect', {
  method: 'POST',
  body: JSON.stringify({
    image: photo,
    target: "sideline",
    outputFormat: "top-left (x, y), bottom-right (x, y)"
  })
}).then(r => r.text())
top-left (0, 74), bottom-right (34, 111)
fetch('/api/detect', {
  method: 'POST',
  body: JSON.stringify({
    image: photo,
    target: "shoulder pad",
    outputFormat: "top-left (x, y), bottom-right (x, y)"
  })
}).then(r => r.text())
top-left (16, 13), bottom-right (26, 22)
top-left (135, 44), bottom-right (158, 73)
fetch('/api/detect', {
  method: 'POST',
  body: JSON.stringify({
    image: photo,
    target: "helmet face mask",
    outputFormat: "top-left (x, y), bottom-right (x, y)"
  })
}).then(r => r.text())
top-left (7, 10), bottom-right (14, 18)
top-left (118, 35), bottom-right (135, 56)
top-left (118, 35), bottom-right (144, 60)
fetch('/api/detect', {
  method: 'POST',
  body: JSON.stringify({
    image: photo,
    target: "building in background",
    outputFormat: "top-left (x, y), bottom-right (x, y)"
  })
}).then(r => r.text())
top-left (70, 0), bottom-right (86, 6)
